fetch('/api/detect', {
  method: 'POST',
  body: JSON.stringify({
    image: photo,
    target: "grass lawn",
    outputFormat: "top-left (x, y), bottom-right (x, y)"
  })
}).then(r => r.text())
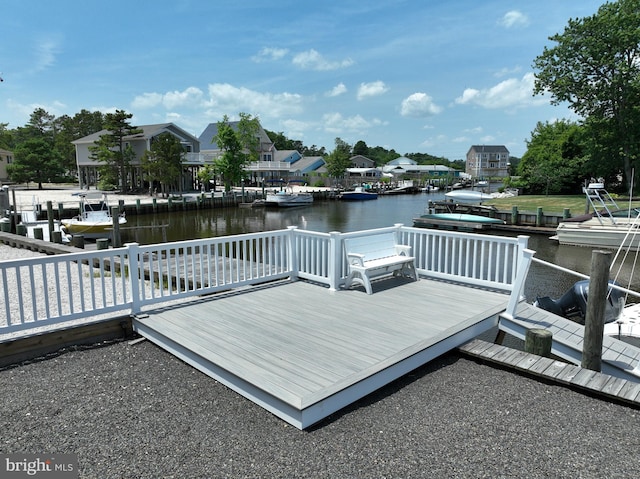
top-left (484, 194), bottom-right (640, 215)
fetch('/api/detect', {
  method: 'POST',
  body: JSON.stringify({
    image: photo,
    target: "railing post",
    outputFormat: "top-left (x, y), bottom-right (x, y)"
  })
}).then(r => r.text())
top-left (287, 226), bottom-right (299, 281)
top-left (328, 231), bottom-right (342, 291)
top-left (504, 247), bottom-right (536, 320)
top-left (126, 242), bottom-right (141, 315)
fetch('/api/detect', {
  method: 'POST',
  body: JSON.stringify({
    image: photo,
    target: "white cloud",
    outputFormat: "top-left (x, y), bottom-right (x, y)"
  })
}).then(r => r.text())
top-left (498, 10), bottom-right (529, 28)
top-left (452, 136), bottom-right (469, 144)
top-left (131, 84), bottom-right (303, 120)
top-left (322, 112), bottom-right (372, 134)
top-left (481, 135), bottom-right (496, 143)
top-left (326, 83), bottom-right (347, 97)
top-left (252, 47), bottom-right (289, 63)
top-left (281, 119), bottom-right (310, 140)
top-left (206, 83), bottom-right (303, 118)
top-left (34, 38), bottom-right (60, 72)
top-left (400, 92), bottom-right (442, 117)
top-left (454, 73), bottom-right (548, 109)
top-left (357, 81), bottom-right (388, 100)
top-left (292, 49), bottom-right (353, 71)
top-left (6, 99), bottom-right (67, 125)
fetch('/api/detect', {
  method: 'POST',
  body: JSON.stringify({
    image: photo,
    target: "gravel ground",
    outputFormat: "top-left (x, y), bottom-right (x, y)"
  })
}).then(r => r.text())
top-left (1, 339), bottom-right (639, 479)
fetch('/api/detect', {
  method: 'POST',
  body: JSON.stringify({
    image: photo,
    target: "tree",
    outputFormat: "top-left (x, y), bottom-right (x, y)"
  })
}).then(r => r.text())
top-left (0, 123), bottom-right (14, 150)
top-left (8, 138), bottom-right (64, 189)
top-left (213, 113), bottom-right (260, 192)
top-left (89, 110), bottom-right (141, 191)
top-left (141, 132), bottom-right (185, 195)
top-left (533, 0), bottom-right (640, 193)
top-left (518, 120), bottom-right (587, 195)
top-left (324, 138), bottom-right (352, 185)
top-left (352, 140), bottom-right (369, 157)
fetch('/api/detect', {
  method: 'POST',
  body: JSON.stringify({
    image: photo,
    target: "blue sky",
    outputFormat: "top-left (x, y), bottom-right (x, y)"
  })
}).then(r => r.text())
top-left (1, 0), bottom-right (604, 159)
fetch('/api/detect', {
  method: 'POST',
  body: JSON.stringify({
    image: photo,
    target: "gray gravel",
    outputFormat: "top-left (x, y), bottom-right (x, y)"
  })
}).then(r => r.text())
top-left (1, 339), bottom-right (639, 479)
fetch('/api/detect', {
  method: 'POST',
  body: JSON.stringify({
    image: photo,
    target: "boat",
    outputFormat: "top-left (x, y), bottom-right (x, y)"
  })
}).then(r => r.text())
top-left (264, 188), bottom-right (314, 207)
top-left (338, 186), bottom-right (378, 201)
top-left (444, 190), bottom-right (494, 202)
top-left (534, 279), bottom-right (640, 344)
top-left (553, 182), bottom-right (640, 251)
top-left (60, 192), bottom-right (126, 239)
top-left (413, 212), bottom-right (504, 230)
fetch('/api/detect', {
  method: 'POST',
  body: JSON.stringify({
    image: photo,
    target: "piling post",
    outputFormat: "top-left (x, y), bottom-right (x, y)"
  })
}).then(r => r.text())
top-left (136, 199), bottom-right (141, 214)
top-left (47, 201), bottom-right (54, 239)
top-left (96, 238), bottom-right (109, 250)
top-left (33, 227), bottom-right (44, 240)
top-left (563, 208), bottom-right (571, 220)
top-left (111, 206), bottom-right (121, 248)
top-left (152, 198), bottom-right (157, 213)
top-left (16, 224), bottom-right (27, 236)
top-left (51, 231), bottom-right (62, 244)
top-left (72, 234), bottom-right (85, 249)
top-left (58, 203), bottom-right (64, 222)
top-left (536, 207), bottom-right (543, 227)
top-left (511, 206), bottom-right (518, 225)
top-left (525, 329), bottom-right (552, 357)
top-left (582, 250), bottom-right (612, 372)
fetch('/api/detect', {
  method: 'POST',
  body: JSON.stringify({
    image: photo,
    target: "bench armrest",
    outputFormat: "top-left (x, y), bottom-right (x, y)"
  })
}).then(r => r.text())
top-left (347, 252), bottom-right (366, 266)
top-left (394, 244), bottom-right (412, 256)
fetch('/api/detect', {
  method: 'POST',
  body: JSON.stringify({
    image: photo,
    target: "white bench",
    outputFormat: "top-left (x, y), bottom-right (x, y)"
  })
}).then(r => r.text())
top-left (343, 232), bottom-right (418, 294)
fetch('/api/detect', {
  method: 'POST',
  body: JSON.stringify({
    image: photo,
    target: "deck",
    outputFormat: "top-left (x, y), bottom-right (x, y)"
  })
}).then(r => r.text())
top-left (499, 302), bottom-right (640, 381)
top-left (133, 276), bottom-right (510, 429)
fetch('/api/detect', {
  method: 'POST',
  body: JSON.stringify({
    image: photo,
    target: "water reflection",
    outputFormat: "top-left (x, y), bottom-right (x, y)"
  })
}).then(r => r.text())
top-left (124, 193), bottom-right (639, 300)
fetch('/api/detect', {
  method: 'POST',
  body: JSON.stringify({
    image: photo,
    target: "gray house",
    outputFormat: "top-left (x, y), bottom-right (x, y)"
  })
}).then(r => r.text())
top-left (73, 123), bottom-right (200, 190)
top-left (466, 145), bottom-right (510, 178)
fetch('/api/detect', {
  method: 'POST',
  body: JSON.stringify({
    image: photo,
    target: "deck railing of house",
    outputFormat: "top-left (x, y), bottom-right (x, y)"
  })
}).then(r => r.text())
top-left (0, 226), bottom-right (531, 335)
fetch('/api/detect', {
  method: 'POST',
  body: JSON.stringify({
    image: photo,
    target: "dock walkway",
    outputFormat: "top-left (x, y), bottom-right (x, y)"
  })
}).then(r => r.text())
top-left (498, 302), bottom-right (640, 381)
top-left (134, 276), bottom-right (510, 429)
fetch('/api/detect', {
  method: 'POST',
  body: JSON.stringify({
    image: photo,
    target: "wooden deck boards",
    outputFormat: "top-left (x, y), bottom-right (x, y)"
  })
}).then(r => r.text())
top-left (459, 338), bottom-right (640, 408)
top-left (133, 276), bottom-right (510, 429)
top-left (499, 302), bottom-right (640, 382)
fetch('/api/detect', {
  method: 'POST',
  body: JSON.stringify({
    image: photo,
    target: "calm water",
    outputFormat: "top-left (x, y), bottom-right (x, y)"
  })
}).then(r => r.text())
top-left (123, 192), bottom-right (640, 302)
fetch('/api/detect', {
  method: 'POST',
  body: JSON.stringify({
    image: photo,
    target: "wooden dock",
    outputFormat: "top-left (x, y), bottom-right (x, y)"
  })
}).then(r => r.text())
top-left (498, 302), bottom-right (640, 382)
top-left (133, 276), bottom-right (510, 429)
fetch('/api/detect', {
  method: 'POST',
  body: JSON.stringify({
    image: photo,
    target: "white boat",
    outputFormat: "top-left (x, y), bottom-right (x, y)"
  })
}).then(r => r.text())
top-left (61, 192), bottom-right (126, 239)
top-left (445, 190), bottom-right (493, 202)
top-left (553, 182), bottom-right (640, 251)
top-left (534, 279), bottom-right (640, 345)
top-left (264, 189), bottom-right (314, 207)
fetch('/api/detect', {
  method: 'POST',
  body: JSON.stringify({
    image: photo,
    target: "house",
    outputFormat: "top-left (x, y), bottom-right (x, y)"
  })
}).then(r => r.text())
top-left (466, 145), bottom-right (510, 178)
top-left (382, 157), bottom-right (459, 177)
top-left (73, 123), bottom-right (200, 190)
top-left (0, 149), bottom-right (13, 182)
top-left (349, 155), bottom-right (375, 168)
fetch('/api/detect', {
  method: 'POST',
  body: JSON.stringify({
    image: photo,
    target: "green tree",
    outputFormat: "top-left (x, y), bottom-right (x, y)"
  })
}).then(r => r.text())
top-left (8, 138), bottom-right (64, 188)
top-left (213, 113), bottom-right (260, 192)
top-left (533, 0), bottom-right (640, 193)
top-left (324, 138), bottom-right (352, 185)
top-left (141, 133), bottom-right (185, 195)
top-left (352, 140), bottom-right (369, 157)
top-left (0, 123), bottom-right (14, 150)
top-left (518, 120), bottom-right (587, 195)
top-left (89, 110), bottom-right (141, 191)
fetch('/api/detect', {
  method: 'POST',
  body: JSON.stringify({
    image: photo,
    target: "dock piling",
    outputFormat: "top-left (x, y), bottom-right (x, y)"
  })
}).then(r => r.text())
top-left (582, 250), bottom-right (612, 372)
top-left (525, 328), bottom-right (552, 357)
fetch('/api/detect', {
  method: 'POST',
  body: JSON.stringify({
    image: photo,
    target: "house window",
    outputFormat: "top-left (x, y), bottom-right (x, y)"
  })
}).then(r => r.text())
top-left (6, 155), bottom-right (12, 164)
top-left (263, 153), bottom-right (272, 162)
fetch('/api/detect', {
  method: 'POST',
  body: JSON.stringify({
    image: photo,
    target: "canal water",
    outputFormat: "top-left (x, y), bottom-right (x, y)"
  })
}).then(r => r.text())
top-left (123, 191), bottom-right (640, 303)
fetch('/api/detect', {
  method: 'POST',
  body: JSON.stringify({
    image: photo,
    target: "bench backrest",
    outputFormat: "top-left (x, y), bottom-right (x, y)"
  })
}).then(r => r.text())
top-left (344, 232), bottom-right (399, 261)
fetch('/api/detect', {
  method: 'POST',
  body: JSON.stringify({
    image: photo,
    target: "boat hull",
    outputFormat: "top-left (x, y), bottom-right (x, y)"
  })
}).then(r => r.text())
top-left (555, 221), bottom-right (640, 251)
top-left (61, 217), bottom-right (126, 239)
top-left (339, 192), bottom-right (378, 201)
top-left (264, 193), bottom-right (313, 207)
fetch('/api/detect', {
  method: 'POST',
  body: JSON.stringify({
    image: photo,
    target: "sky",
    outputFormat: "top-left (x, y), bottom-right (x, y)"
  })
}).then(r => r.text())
top-left (0, 0), bottom-right (606, 159)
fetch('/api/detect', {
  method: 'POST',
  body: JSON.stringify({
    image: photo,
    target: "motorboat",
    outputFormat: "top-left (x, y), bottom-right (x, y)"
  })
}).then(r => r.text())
top-left (338, 186), bottom-right (378, 201)
top-left (534, 279), bottom-right (640, 344)
top-left (264, 188), bottom-right (314, 207)
top-left (413, 212), bottom-right (504, 230)
top-left (61, 192), bottom-right (126, 239)
top-left (553, 182), bottom-right (640, 251)
top-left (444, 190), bottom-right (494, 202)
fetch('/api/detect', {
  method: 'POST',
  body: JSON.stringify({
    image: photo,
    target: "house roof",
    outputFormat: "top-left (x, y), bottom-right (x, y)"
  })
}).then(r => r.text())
top-left (467, 145), bottom-right (510, 154)
top-left (72, 123), bottom-right (200, 147)
top-left (386, 156), bottom-right (416, 166)
top-left (289, 156), bottom-right (325, 174)
top-left (198, 122), bottom-right (273, 152)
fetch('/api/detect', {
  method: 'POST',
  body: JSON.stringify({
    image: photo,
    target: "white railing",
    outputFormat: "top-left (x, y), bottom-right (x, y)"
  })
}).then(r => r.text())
top-left (0, 226), bottom-right (530, 335)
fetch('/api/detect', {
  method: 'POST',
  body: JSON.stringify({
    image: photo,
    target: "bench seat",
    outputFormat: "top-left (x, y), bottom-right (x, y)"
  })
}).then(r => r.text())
top-left (343, 232), bottom-right (418, 294)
